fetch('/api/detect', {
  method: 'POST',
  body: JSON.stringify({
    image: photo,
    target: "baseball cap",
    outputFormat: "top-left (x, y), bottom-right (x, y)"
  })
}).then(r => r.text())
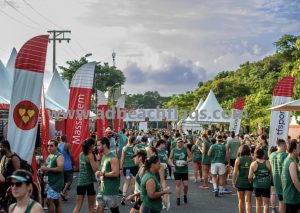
top-left (132, 150), bottom-right (147, 159)
top-left (8, 169), bottom-right (33, 183)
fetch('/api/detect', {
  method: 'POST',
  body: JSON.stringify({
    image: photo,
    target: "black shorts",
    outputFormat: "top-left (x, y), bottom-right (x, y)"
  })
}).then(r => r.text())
top-left (254, 188), bottom-right (270, 198)
top-left (285, 203), bottom-right (300, 213)
top-left (277, 194), bottom-right (283, 201)
top-left (230, 159), bottom-right (236, 167)
top-left (174, 173), bottom-right (188, 181)
top-left (237, 187), bottom-right (253, 192)
top-left (123, 166), bottom-right (139, 177)
top-left (64, 170), bottom-right (73, 184)
top-left (76, 183), bottom-right (95, 196)
top-left (133, 198), bottom-right (142, 210)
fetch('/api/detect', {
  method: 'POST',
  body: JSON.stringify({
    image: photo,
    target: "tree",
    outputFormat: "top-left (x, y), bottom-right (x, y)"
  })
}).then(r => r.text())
top-left (59, 57), bottom-right (126, 92)
top-left (126, 91), bottom-right (171, 109)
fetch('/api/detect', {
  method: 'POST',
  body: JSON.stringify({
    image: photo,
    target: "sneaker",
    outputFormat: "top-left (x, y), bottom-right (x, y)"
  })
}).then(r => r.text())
top-left (213, 188), bottom-right (218, 193)
top-left (167, 176), bottom-right (172, 180)
top-left (199, 184), bottom-right (209, 189)
top-left (183, 195), bottom-right (187, 203)
top-left (177, 198), bottom-right (180, 206)
top-left (214, 190), bottom-right (219, 197)
top-left (271, 208), bottom-right (277, 213)
top-left (162, 205), bottom-right (167, 210)
top-left (121, 196), bottom-right (126, 205)
top-left (223, 188), bottom-right (232, 194)
top-left (219, 191), bottom-right (224, 196)
top-left (209, 180), bottom-right (213, 184)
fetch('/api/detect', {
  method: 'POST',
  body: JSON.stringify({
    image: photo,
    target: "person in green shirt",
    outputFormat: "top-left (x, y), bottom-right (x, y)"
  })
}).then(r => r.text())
top-left (248, 148), bottom-right (271, 213)
top-left (73, 138), bottom-right (98, 213)
top-left (141, 155), bottom-right (171, 213)
top-left (269, 139), bottom-right (288, 213)
top-left (226, 131), bottom-right (241, 168)
top-left (282, 141), bottom-right (300, 213)
top-left (191, 139), bottom-right (202, 183)
top-left (96, 137), bottom-right (120, 213)
top-left (232, 144), bottom-right (253, 213)
top-left (120, 136), bottom-right (139, 205)
top-left (169, 137), bottom-right (192, 205)
top-left (41, 139), bottom-right (64, 213)
top-left (200, 134), bottom-right (212, 189)
top-left (208, 135), bottom-right (229, 197)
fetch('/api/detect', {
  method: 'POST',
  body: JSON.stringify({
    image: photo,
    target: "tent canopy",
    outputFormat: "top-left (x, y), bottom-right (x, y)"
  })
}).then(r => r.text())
top-left (269, 99), bottom-right (300, 112)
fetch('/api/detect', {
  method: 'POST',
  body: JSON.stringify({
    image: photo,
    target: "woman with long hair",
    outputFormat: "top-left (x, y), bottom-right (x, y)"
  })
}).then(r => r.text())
top-left (232, 145), bottom-right (253, 213)
top-left (248, 148), bottom-right (271, 213)
top-left (140, 156), bottom-right (171, 213)
top-left (191, 139), bottom-right (202, 183)
top-left (8, 170), bottom-right (43, 213)
top-left (73, 138), bottom-right (98, 213)
top-left (120, 136), bottom-right (138, 205)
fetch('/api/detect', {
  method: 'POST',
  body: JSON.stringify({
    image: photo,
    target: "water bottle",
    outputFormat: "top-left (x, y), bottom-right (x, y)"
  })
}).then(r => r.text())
top-left (126, 169), bottom-right (131, 180)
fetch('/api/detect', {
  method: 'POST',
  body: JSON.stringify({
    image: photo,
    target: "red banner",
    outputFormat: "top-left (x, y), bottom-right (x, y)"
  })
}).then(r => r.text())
top-left (66, 62), bottom-right (95, 169)
top-left (97, 105), bottom-right (108, 139)
top-left (41, 88), bottom-right (50, 160)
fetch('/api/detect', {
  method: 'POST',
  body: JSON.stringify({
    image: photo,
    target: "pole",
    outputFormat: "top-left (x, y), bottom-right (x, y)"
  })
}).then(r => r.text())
top-left (48, 30), bottom-right (71, 72)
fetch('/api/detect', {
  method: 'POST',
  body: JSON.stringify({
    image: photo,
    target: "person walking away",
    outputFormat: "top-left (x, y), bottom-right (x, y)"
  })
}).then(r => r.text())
top-left (117, 129), bottom-right (127, 159)
top-left (199, 134), bottom-right (212, 189)
top-left (140, 155), bottom-right (171, 213)
top-left (41, 139), bottom-right (64, 213)
top-left (282, 141), bottom-right (300, 213)
top-left (57, 135), bottom-right (74, 201)
top-left (73, 138), bottom-right (98, 213)
top-left (8, 170), bottom-right (43, 213)
top-left (191, 139), bottom-right (202, 183)
top-left (232, 145), bottom-right (253, 213)
top-left (120, 136), bottom-right (138, 205)
top-left (226, 131), bottom-right (241, 174)
top-left (208, 135), bottom-right (229, 197)
top-left (248, 148), bottom-right (271, 213)
top-left (96, 137), bottom-right (120, 213)
top-left (169, 138), bottom-right (192, 205)
top-left (269, 139), bottom-right (288, 213)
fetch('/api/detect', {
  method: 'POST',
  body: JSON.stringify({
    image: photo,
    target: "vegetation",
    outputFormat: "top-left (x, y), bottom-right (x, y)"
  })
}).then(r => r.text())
top-left (163, 34), bottom-right (300, 133)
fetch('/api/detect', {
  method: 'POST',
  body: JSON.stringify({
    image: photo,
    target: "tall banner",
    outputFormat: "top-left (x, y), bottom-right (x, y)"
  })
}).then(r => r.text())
top-left (96, 90), bottom-right (108, 139)
top-left (229, 97), bottom-right (245, 135)
top-left (66, 62), bottom-right (96, 169)
top-left (269, 76), bottom-right (295, 146)
top-left (41, 87), bottom-right (50, 160)
top-left (7, 35), bottom-right (49, 163)
top-left (114, 95), bottom-right (125, 133)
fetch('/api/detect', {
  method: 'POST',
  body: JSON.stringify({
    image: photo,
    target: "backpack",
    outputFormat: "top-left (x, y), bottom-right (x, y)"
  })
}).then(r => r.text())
top-left (11, 153), bottom-right (34, 174)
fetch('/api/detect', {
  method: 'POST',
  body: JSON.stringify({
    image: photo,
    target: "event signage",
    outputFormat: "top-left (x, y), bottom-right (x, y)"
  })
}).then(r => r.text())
top-left (229, 97), bottom-right (245, 135)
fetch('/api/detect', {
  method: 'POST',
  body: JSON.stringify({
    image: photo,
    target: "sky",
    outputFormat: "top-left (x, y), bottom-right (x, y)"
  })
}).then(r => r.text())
top-left (0, 0), bottom-right (299, 96)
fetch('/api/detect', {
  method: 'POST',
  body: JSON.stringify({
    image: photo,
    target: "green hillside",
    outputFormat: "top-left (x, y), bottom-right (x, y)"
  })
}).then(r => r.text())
top-left (163, 34), bottom-right (300, 133)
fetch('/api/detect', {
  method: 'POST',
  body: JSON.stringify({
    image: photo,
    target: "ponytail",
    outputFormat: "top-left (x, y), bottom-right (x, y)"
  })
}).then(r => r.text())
top-left (144, 155), bottom-right (159, 171)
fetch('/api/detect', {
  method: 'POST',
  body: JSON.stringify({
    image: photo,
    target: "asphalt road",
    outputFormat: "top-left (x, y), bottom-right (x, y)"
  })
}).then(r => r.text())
top-left (49, 168), bottom-right (242, 213)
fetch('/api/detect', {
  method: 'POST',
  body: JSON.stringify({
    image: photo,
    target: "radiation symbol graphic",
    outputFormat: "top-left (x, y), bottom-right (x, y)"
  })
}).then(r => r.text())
top-left (13, 100), bottom-right (39, 130)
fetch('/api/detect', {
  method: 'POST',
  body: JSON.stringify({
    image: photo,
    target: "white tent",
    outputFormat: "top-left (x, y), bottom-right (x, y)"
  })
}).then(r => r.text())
top-left (45, 69), bottom-right (69, 111)
top-left (182, 90), bottom-right (230, 127)
top-left (269, 99), bottom-right (300, 112)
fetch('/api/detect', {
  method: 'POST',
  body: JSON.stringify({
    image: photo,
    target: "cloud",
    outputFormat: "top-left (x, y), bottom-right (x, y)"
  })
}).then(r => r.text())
top-left (123, 55), bottom-right (210, 95)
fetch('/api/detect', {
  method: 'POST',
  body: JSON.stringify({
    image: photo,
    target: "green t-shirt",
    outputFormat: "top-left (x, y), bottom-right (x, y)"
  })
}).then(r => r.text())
top-left (123, 146), bottom-right (135, 168)
top-left (192, 145), bottom-right (202, 161)
top-left (77, 153), bottom-right (96, 186)
top-left (270, 151), bottom-right (288, 195)
top-left (141, 172), bottom-right (162, 212)
top-left (236, 156), bottom-right (253, 189)
top-left (210, 143), bottom-right (226, 164)
top-left (282, 156), bottom-right (300, 204)
top-left (202, 141), bottom-right (212, 165)
top-left (172, 147), bottom-right (188, 173)
top-left (253, 160), bottom-right (271, 189)
top-left (46, 152), bottom-right (64, 193)
top-left (157, 149), bottom-right (168, 164)
top-left (135, 143), bottom-right (148, 151)
top-left (186, 134), bottom-right (194, 144)
top-left (99, 152), bottom-right (120, 195)
top-left (227, 139), bottom-right (240, 159)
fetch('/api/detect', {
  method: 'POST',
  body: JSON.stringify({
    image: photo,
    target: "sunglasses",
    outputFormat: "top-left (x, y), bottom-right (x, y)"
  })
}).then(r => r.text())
top-left (10, 182), bottom-right (24, 187)
top-left (47, 144), bottom-right (54, 147)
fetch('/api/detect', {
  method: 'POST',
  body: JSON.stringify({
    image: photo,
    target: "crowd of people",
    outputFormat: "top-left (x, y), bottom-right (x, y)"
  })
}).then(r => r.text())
top-left (0, 127), bottom-right (300, 213)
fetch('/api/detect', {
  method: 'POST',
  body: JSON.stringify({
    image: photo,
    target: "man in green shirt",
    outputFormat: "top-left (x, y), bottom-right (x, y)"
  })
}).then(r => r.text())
top-left (208, 135), bottom-right (229, 197)
top-left (282, 141), bottom-right (300, 213)
top-left (226, 131), bottom-right (241, 168)
top-left (269, 139), bottom-right (288, 213)
top-left (96, 137), bottom-right (120, 213)
top-left (41, 139), bottom-right (64, 213)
